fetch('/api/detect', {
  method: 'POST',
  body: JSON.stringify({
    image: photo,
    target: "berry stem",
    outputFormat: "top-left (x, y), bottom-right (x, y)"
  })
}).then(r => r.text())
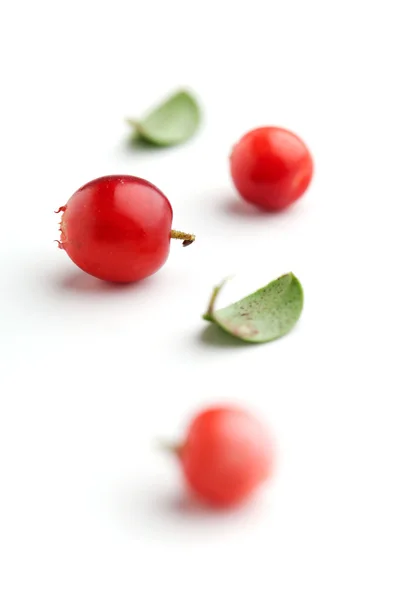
top-left (170, 230), bottom-right (196, 247)
top-left (157, 439), bottom-right (182, 456)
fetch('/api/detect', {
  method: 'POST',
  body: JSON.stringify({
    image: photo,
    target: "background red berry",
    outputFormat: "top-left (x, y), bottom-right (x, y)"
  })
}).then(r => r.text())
top-left (230, 126), bottom-right (313, 211)
top-left (57, 175), bottom-right (194, 283)
top-left (179, 405), bottom-right (274, 507)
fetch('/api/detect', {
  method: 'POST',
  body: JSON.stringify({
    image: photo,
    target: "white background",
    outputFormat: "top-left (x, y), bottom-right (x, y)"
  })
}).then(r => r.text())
top-left (1, 0), bottom-right (400, 598)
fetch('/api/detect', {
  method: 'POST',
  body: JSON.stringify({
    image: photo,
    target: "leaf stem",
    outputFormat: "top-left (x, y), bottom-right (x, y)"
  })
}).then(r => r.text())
top-left (170, 230), bottom-right (196, 247)
top-left (125, 118), bottom-right (139, 129)
top-left (202, 277), bottom-right (231, 321)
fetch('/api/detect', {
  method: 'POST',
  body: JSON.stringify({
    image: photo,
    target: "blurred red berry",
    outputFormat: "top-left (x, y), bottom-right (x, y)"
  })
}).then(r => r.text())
top-left (179, 405), bottom-right (274, 507)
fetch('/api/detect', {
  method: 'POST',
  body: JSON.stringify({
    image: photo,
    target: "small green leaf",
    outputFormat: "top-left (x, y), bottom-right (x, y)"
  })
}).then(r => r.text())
top-left (202, 273), bottom-right (303, 343)
top-left (127, 90), bottom-right (201, 147)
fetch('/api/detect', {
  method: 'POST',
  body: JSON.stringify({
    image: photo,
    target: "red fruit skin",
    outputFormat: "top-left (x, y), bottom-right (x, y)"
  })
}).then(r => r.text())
top-left (230, 126), bottom-right (313, 211)
top-left (180, 406), bottom-right (274, 507)
top-left (59, 175), bottom-right (173, 283)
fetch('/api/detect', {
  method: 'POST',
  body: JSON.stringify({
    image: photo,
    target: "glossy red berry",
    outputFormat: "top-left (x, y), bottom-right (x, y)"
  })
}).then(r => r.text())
top-left (230, 126), bottom-right (313, 211)
top-left (179, 405), bottom-right (274, 507)
top-left (56, 175), bottom-right (195, 283)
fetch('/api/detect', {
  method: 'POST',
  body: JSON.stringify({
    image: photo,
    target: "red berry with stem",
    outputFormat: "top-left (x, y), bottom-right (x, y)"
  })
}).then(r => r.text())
top-left (174, 405), bottom-right (274, 507)
top-left (230, 126), bottom-right (313, 211)
top-left (56, 175), bottom-right (195, 283)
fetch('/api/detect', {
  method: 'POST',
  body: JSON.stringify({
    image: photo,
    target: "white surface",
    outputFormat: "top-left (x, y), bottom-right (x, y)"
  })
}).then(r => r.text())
top-left (1, 1), bottom-right (400, 598)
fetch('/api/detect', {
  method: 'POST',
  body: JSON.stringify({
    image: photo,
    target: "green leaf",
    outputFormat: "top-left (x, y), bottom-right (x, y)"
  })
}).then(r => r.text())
top-left (202, 273), bottom-right (303, 343)
top-left (127, 90), bottom-right (201, 147)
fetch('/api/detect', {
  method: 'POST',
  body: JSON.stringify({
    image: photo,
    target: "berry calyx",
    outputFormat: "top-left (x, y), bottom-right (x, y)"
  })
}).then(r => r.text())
top-left (56, 175), bottom-right (195, 283)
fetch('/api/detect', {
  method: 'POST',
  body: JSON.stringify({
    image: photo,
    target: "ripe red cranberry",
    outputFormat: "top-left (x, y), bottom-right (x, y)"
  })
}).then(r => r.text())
top-left (56, 175), bottom-right (195, 283)
top-left (230, 126), bottom-right (313, 211)
top-left (177, 405), bottom-right (274, 507)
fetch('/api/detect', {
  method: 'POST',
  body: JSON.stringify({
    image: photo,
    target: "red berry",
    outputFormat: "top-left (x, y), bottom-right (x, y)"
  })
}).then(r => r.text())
top-left (56, 175), bottom-right (195, 283)
top-left (179, 406), bottom-right (274, 507)
top-left (230, 126), bottom-right (313, 211)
